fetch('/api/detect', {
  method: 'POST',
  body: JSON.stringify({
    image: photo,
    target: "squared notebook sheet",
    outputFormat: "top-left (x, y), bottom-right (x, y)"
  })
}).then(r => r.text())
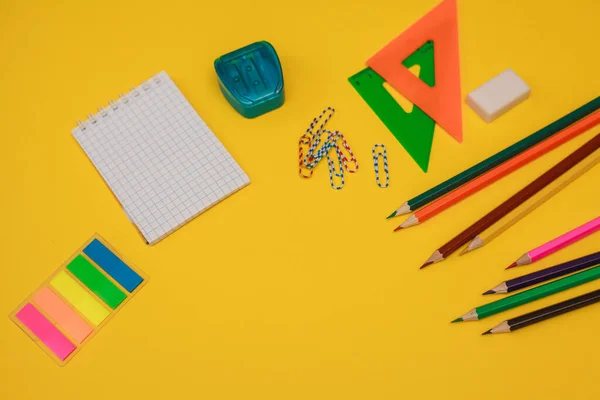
top-left (73, 71), bottom-right (250, 244)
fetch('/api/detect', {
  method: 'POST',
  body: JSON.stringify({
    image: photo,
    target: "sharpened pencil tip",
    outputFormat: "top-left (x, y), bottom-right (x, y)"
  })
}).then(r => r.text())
top-left (482, 289), bottom-right (495, 295)
top-left (420, 261), bottom-right (433, 269)
top-left (506, 262), bottom-right (517, 270)
top-left (482, 330), bottom-right (492, 335)
top-left (419, 250), bottom-right (443, 269)
top-left (399, 214), bottom-right (419, 229)
top-left (386, 211), bottom-right (397, 219)
top-left (451, 318), bottom-right (463, 323)
top-left (393, 225), bottom-right (403, 232)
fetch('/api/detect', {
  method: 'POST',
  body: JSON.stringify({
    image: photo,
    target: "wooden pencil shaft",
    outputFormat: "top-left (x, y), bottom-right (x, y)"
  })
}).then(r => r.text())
top-left (405, 97), bottom-right (600, 210)
top-left (477, 155), bottom-right (600, 246)
top-left (508, 289), bottom-right (600, 331)
top-left (440, 132), bottom-right (600, 256)
top-left (505, 252), bottom-right (600, 293)
top-left (412, 112), bottom-right (600, 223)
top-left (472, 264), bottom-right (600, 320)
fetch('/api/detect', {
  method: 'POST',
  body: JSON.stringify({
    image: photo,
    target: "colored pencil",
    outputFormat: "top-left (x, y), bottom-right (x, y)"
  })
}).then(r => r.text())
top-left (484, 251), bottom-right (600, 294)
top-left (421, 132), bottom-right (600, 268)
top-left (386, 96), bottom-right (600, 219)
top-left (396, 111), bottom-right (600, 230)
top-left (507, 216), bottom-right (600, 269)
top-left (483, 288), bottom-right (600, 334)
top-left (453, 264), bottom-right (600, 322)
top-left (462, 154), bottom-right (600, 254)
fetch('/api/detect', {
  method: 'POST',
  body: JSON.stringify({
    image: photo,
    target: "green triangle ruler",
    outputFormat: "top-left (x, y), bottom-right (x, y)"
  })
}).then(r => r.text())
top-left (349, 41), bottom-right (436, 172)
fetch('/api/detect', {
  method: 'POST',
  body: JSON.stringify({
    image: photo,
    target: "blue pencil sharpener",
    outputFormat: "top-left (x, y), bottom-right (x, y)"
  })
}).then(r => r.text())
top-left (214, 41), bottom-right (284, 118)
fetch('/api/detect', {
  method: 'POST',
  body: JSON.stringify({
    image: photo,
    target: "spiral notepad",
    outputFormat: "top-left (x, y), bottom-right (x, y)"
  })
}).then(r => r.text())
top-left (72, 71), bottom-right (250, 245)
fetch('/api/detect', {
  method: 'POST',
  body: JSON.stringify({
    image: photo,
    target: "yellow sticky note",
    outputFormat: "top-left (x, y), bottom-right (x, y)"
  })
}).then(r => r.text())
top-left (50, 271), bottom-right (110, 326)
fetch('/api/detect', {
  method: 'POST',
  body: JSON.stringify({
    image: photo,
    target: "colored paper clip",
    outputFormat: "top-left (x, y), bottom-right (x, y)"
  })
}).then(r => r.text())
top-left (298, 107), bottom-right (359, 190)
top-left (299, 107), bottom-right (335, 178)
top-left (327, 147), bottom-right (345, 190)
top-left (372, 144), bottom-right (389, 188)
top-left (304, 129), bottom-right (336, 168)
top-left (336, 132), bottom-right (359, 172)
top-left (299, 134), bottom-right (313, 178)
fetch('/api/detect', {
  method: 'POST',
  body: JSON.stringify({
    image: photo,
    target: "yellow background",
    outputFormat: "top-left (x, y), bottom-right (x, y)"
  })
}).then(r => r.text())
top-left (1, 0), bottom-right (599, 398)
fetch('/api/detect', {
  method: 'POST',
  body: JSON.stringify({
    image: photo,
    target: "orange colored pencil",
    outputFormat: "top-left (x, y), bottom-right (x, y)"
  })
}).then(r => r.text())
top-left (395, 110), bottom-right (600, 230)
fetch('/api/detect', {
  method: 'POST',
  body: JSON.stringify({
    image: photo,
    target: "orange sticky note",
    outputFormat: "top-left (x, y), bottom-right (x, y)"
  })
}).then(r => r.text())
top-left (33, 287), bottom-right (93, 344)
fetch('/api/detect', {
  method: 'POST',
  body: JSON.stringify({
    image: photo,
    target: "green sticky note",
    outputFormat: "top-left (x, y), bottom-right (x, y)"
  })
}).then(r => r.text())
top-left (67, 255), bottom-right (127, 310)
top-left (349, 41), bottom-right (436, 172)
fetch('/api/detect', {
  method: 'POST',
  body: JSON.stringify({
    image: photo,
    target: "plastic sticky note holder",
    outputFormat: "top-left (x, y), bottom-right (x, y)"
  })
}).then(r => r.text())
top-left (9, 234), bottom-right (147, 366)
top-left (214, 41), bottom-right (284, 118)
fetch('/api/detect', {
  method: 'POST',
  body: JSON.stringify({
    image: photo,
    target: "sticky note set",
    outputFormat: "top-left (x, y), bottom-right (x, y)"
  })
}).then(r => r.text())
top-left (10, 235), bottom-right (146, 366)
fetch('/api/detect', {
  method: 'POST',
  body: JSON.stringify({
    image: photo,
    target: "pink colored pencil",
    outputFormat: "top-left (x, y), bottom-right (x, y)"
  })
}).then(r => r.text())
top-left (507, 216), bottom-right (600, 269)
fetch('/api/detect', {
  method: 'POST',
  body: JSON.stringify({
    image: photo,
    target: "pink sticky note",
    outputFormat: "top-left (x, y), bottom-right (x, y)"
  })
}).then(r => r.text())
top-left (15, 303), bottom-right (77, 361)
top-left (33, 287), bottom-right (93, 344)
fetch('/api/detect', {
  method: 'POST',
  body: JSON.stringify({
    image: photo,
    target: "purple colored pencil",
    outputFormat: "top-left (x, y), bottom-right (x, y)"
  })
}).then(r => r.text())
top-left (483, 251), bottom-right (600, 295)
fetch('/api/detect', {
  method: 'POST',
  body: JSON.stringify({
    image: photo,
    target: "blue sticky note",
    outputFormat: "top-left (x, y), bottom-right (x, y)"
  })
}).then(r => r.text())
top-left (83, 239), bottom-right (143, 293)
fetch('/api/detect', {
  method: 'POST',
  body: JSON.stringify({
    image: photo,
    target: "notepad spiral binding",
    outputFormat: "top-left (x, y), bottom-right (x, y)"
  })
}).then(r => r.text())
top-left (75, 74), bottom-right (163, 131)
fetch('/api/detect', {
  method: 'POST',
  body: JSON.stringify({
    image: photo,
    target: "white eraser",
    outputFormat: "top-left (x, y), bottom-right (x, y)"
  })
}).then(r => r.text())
top-left (466, 68), bottom-right (530, 123)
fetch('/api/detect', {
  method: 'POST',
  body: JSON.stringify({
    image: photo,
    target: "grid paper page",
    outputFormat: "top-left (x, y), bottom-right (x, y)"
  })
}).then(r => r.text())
top-left (72, 71), bottom-right (250, 244)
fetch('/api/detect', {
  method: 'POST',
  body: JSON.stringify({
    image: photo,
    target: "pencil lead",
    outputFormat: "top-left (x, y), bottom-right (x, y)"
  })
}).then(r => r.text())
top-left (420, 261), bottom-right (433, 269)
top-left (420, 250), bottom-right (443, 269)
top-left (484, 282), bottom-right (508, 295)
top-left (393, 225), bottom-right (403, 232)
top-left (399, 214), bottom-right (419, 229)
top-left (506, 262), bottom-right (517, 270)
top-left (458, 309), bottom-right (479, 321)
top-left (393, 202), bottom-right (411, 216)
top-left (451, 317), bottom-right (463, 323)
top-left (386, 210), bottom-right (397, 219)
top-left (482, 329), bottom-right (492, 335)
top-left (463, 235), bottom-right (484, 254)
top-left (515, 253), bottom-right (532, 267)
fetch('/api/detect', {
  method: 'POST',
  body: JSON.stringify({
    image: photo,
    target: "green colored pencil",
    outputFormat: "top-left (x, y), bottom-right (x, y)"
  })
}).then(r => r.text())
top-left (453, 264), bottom-right (600, 322)
top-left (387, 96), bottom-right (600, 218)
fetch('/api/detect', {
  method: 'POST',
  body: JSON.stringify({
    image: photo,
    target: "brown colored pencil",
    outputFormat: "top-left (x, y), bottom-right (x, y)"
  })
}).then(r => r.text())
top-left (420, 131), bottom-right (600, 268)
top-left (461, 154), bottom-right (600, 254)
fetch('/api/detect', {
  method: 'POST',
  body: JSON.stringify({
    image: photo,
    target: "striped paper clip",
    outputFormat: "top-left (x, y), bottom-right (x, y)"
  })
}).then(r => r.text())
top-left (299, 107), bottom-right (335, 178)
top-left (336, 132), bottom-right (359, 173)
top-left (298, 107), bottom-right (359, 190)
top-left (327, 147), bottom-right (345, 190)
top-left (372, 144), bottom-right (389, 188)
top-left (299, 134), bottom-right (314, 179)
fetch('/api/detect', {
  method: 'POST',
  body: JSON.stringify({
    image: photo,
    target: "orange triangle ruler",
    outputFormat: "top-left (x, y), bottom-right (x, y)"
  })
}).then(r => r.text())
top-left (367, 0), bottom-right (463, 142)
